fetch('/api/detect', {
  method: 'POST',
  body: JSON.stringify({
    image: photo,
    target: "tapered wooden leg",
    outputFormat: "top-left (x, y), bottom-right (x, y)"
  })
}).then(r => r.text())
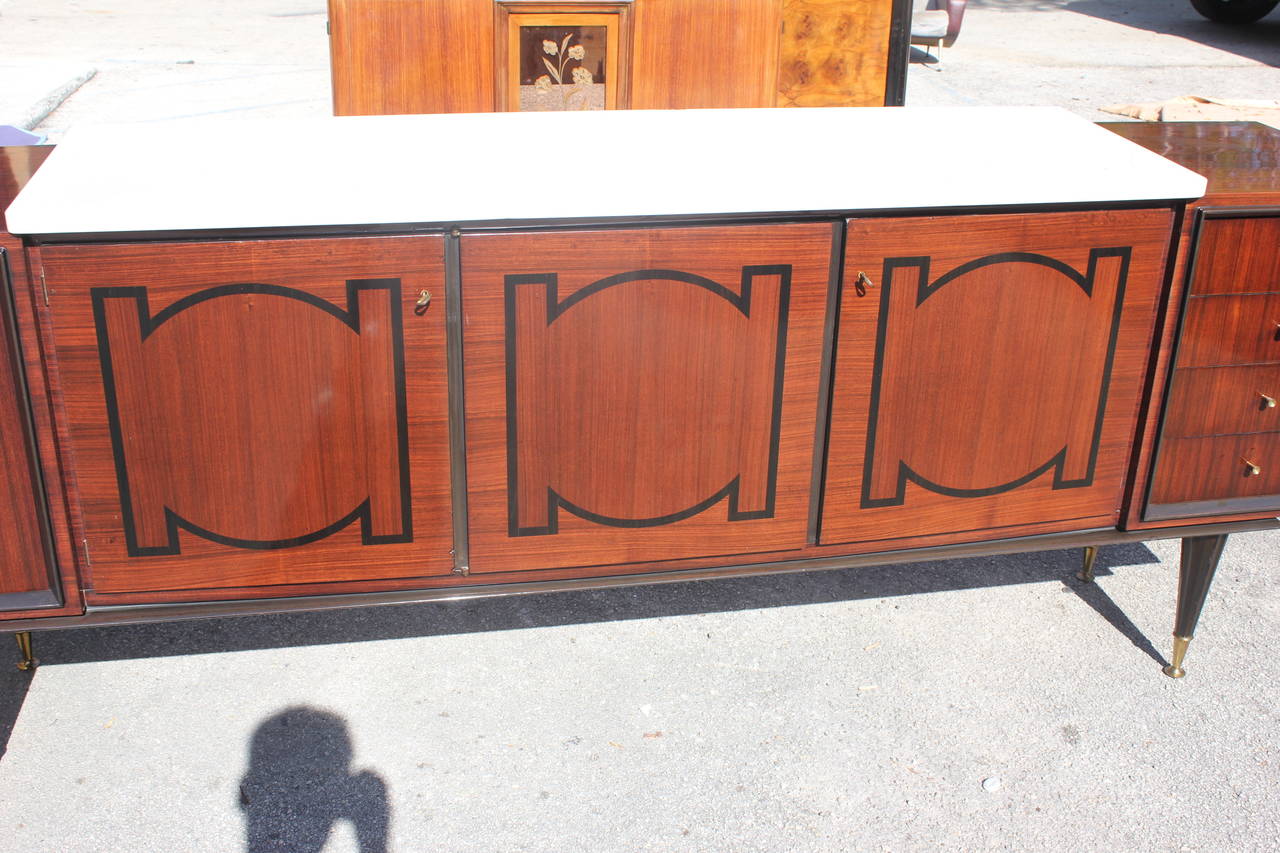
top-left (1163, 534), bottom-right (1229, 679)
top-left (1077, 546), bottom-right (1098, 583)
top-left (15, 631), bottom-right (37, 672)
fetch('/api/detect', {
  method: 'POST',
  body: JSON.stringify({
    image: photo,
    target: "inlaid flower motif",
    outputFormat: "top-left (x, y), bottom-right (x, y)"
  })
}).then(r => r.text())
top-left (567, 44), bottom-right (586, 60)
top-left (572, 66), bottom-right (593, 85)
top-left (534, 74), bottom-right (552, 93)
top-left (542, 39), bottom-right (558, 56)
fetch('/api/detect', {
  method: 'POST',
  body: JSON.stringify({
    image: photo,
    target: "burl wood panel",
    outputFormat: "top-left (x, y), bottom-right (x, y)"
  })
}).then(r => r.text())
top-left (1177, 293), bottom-right (1280, 368)
top-left (1149, 432), bottom-right (1280, 507)
top-left (1162, 364), bottom-right (1280, 438)
top-left (777, 0), bottom-right (893, 107)
top-left (1, 145), bottom-right (85, 620)
top-left (40, 236), bottom-right (453, 598)
top-left (462, 223), bottom-right (834, 573)
top-left (1190, 216), bottom-right (1280, 296)
top-left (328, 0), bottom-right (494, 116)
top-left (822, 209), bottom-right (1173, 548)
top-left (630, 0), bottom-right (781, 109)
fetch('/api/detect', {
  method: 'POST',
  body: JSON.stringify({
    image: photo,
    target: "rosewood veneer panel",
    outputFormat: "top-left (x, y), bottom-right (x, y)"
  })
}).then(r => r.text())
top-left (461, 223), bottom-right (834, 573)
top-left (1177, 293), bottom-right (1280, 368)
top-left (40, 235), bottom-right (453, 598)
top-left (1148, 432), bottom-right (1280, 509)
top-left (328, 0), bottom-right (495, 116)
top-left (822, 209), bottom-right (1173, 548)
top-left (1190, 215), bottom-right (1280, 296)
top-left (630, 0), bottom-right (781, 109)
top-left (1, 145), bottom-right (84, 619)
top-left (1162, 364), bottom-right (1280, 438)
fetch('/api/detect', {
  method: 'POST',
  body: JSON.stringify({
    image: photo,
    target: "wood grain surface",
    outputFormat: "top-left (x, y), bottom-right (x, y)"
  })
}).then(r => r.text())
top-left (1190, 215), bottom-right (1280, 296)
top-left (822, 208), bottom-right (1173, 548)
top-left (777, 0), bottom-right (893, 107)
top-left (1149, 432), bottom-right (1280, 507)
top-left (1, 145), bottom-right (85, 619)
top-left (461, 223), bottom-right (835, 573)
top-left (1176, 293), bottom-right (1280, 367)
top-left (1162, 364), bottom-right (1280, 438)
top-left (40, 235), bottom-right (454, 598)
top-left (1099, 122), bottom-right (1280, 529)
top-left (328, 0), bottom-right (495, 115)
top-left (630, 0), bottom-right (781, 109)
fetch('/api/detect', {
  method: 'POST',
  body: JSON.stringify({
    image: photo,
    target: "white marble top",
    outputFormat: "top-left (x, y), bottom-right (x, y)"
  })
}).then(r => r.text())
top-left (5, 107), bottom-right (1207, 235)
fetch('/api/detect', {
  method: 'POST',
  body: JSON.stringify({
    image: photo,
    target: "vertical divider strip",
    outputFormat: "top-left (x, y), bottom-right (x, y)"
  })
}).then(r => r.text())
top-left (807, 220), bottom-right (847, 546)
top-left (444, 228), bottom-right (471, 574)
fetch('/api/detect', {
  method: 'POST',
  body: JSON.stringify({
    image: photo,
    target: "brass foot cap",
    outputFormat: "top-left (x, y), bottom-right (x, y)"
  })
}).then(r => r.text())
top-left (1075, 571), bottom-right (1094, 583)
top-left (1162, 664), bottom-right (1185, 679)
top-left (16, 659), bottom-right (38, 672)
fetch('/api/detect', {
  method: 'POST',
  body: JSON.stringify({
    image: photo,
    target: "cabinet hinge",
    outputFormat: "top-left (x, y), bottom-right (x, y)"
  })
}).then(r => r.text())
top-left (81, 538), bottom-right (92, 567)
top-left (40, 270), bottom-right (49, 306)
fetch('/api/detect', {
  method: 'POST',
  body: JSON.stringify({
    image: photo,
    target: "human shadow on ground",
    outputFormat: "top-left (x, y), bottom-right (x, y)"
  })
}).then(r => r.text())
top-left (969, 0), bottom-right (1280, 67)
top-left (240, 706), bottom-right (388, 853)
top-left (1, 541), bottom-right (1170, 759)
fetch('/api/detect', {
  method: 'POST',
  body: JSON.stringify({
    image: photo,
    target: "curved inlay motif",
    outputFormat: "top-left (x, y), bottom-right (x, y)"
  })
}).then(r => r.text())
top-left (505, 266), bottom-right (791, 536)
top-left (92, 280), bottom-right (411, 556)
top-left (861, 249), bottom-right (1131, 508)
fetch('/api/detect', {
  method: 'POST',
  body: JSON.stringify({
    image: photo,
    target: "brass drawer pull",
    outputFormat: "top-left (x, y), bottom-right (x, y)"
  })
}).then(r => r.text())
top-left (1241, 457), bottom-right (1261, 477)
top-left (1262, 394), bottom-right (1278, 410)
top-left (415, 289), bottom-right (433, 315)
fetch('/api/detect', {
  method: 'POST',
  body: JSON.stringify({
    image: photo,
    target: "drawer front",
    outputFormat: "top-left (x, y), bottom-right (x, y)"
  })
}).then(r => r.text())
top-left (1146, 431), bottom-right (1280, 521)
top-left (1190, 215), bottom-right (1280, 296)
top-left (1177, 293), bottom-right (1280, 368)
top-left (1162, 364), bottom-right (1280, 438)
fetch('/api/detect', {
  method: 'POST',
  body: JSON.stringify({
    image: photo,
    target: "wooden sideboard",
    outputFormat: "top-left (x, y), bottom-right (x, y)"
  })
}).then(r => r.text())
top-left (1, 109), bottom-right (1277, 680)
top-left (326, 0), bottom-right (911, 115)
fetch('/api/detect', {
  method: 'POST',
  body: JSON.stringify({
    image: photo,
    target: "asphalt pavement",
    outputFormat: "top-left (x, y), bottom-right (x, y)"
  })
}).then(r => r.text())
top-left (1, 1), bottom-right (1278, 851)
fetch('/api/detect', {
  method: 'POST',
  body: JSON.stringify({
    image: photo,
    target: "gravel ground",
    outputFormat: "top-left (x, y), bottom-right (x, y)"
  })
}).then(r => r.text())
top-left (1, 1), bottom-right (1278, 851)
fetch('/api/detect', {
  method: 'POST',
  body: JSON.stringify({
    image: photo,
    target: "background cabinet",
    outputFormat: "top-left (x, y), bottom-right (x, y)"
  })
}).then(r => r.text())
top-left (460, 223), bottom-right (836, 573)
top-left (38, 236), bottom-right (455, 602)
top-left (327, 0), bottom-right (908, 116)
top-left (821, 209), bottom-right (1174, 549)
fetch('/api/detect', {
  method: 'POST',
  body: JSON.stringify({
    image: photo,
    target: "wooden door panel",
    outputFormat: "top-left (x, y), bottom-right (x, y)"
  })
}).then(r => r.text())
top-left (462, 224), bottom-right (835, 572)
top-left (40, 236), bottom-right (453, 598)
top-left (821, 209), bottom-right (1172, 548)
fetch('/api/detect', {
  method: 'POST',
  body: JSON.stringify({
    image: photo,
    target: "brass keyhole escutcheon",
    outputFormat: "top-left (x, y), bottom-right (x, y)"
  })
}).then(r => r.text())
top-left (1241, 457), bottom-right (1261, 477)
top-left (854, 271), bottom-right (873, 297)
top-left (414, 289), bottom-right (432, 316)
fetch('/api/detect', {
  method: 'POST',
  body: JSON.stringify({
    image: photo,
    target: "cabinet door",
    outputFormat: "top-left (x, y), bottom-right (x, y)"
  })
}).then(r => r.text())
top-left (821, 209), bottom-right (1172, 548)
top-left (40, 236), bottom-right (453, 600)
top-left (461, 224), bottom-right (835, 573)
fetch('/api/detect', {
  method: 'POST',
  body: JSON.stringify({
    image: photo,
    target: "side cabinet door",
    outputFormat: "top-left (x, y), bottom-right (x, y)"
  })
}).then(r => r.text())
top-left (821, 209), bottom-right (1172, 549)
top-left (40, 236), bottom-right (453, 601)
top-left (462, 223), bottom-right (835, 573)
